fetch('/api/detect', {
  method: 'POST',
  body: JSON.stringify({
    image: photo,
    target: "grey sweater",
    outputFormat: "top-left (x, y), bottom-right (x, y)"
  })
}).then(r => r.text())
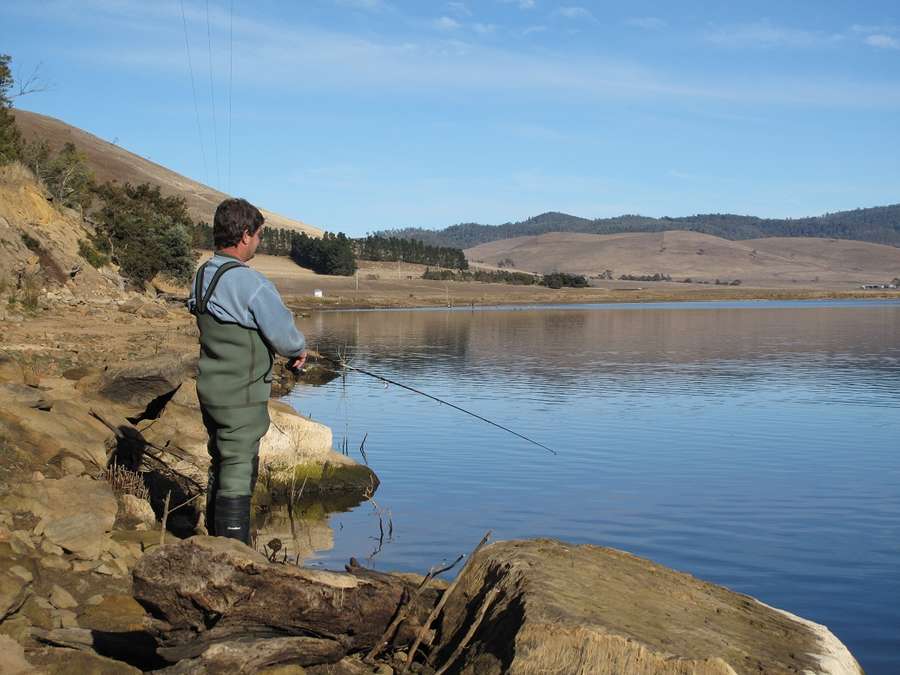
top-left (188, 253), bottom-right (306, 358)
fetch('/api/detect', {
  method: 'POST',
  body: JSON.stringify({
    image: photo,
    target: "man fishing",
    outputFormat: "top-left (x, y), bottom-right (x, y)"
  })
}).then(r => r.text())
top-left (189, 198), bottom-right (307, 544)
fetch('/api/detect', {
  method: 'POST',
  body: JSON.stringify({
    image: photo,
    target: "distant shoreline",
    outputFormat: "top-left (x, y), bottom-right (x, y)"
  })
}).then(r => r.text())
top-left (284, 285), bottom-right (900, 312)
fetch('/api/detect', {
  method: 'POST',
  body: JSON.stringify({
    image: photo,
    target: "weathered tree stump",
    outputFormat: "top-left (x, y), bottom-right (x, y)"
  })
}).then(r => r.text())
top-left (132, 537), bottom-right (440, 667)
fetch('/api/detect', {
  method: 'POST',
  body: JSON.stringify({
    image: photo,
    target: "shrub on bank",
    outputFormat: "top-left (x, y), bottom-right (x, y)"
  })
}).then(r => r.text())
top-left (91, 182), bottom-right (196, 286)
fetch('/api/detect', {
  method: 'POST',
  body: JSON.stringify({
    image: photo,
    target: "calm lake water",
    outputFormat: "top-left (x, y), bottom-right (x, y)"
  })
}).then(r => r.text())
top-left (282, 300), bottom-right (900, 673)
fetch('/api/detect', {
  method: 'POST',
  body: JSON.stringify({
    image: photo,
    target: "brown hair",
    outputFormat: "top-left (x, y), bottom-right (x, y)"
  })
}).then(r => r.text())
top-left (213, 198), bottom-right (264, 249)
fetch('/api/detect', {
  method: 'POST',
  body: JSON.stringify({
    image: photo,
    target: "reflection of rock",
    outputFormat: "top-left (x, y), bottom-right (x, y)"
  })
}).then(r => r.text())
top-left (431, 539), bottom-right (862, 675)
top-left (254, 503), bottom-right (334, 562)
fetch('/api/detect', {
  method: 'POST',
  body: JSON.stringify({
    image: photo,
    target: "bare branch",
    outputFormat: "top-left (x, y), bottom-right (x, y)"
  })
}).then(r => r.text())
top-left (13, 62), bottom-right (51, 99)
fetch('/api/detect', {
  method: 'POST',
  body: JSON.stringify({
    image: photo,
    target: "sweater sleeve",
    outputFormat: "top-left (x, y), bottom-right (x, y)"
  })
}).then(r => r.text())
top-left (247, 282), bottom-right (306, 357)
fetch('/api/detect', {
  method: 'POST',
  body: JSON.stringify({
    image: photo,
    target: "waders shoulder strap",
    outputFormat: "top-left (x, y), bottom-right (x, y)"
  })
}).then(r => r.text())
top-left (197, 261), bottom-right (244, 315)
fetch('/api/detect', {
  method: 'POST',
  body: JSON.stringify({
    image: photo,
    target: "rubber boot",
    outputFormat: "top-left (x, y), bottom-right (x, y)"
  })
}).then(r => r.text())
top-left (250, 455), bottom-right (260, 496)
top-left (213, 494), bottom-right (252, 545)
top-left (205, 467), bottom-right (218, 536)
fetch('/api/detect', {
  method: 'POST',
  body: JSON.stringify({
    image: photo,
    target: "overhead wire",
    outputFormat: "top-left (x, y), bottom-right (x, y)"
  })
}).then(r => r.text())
top-left (180, 0), bottom-right (209, 185)
top-left (206, 0), bottom-right (221, 190)
top-left (228, 0), bottom-right (234, 195)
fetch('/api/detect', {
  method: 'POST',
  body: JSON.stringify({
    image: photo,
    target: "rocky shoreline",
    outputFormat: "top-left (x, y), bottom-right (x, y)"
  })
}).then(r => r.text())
top-left (0, 309), bottom-right (865, 674)
top-left (0, 166), bottom-right (864, 673)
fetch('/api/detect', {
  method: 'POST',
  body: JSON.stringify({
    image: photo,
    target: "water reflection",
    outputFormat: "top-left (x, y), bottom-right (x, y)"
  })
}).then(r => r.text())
top-left (288, 300), bottom-right (900, 674)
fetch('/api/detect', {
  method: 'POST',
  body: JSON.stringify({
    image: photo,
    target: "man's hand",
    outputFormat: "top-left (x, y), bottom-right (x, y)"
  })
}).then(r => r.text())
top-left (288, 351), bottom-right (307, 373)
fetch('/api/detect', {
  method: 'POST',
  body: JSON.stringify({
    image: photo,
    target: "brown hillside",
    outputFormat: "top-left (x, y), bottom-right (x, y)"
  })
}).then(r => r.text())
top-left (12, 109), bottom-right (322, 237)
top-left (465, 230), bottom-right (900, 285)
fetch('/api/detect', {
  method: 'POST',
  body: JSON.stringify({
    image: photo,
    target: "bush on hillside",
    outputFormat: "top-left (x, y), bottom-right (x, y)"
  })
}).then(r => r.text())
top-left (92, 182), bottom-right (196, 286)
top-left (0, 54), bottom-right (22, 164)
top-left (21, 139), bottom-right (94, 211)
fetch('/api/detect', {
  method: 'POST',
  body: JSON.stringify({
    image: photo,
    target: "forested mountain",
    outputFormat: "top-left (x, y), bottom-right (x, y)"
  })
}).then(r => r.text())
top-left (378, 205), bottom-right (900, 249)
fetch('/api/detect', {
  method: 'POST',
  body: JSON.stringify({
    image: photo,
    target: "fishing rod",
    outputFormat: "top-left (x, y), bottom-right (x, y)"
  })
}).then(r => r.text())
top-left (294, 355), bottom-right (558, 456)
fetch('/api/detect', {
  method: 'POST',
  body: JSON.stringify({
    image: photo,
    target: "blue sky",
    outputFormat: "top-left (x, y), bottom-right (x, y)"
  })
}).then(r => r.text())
top-left (2, 0), bottom-right (899, 235)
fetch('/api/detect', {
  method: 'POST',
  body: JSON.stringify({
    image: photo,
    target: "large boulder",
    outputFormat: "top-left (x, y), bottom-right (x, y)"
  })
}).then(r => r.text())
top-left (0, 476), bottom-right (117, 560)
top-left (0, 401), bottom-right (112, 469)
top-left (259, 401), bottom-right (378, 502)
top-left (91, 354), bottom-right (198, 414)
top-left (430, 539), bottom-right (862, 675)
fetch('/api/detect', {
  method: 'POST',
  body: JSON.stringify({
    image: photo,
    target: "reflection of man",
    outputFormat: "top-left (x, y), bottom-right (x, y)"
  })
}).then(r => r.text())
top-left (189, 198), bottom-right (306, 543)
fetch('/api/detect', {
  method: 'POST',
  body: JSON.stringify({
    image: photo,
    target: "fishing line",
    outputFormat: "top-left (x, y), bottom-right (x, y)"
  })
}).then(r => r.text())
top-left (180, 0), bottom-right (209, 185)
top-left (308, 357), bottom-right (558, 456)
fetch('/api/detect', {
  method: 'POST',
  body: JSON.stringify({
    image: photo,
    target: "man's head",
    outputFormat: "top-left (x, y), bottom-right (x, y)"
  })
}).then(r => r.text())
top-left (214, 198), bottom-right (264, 261)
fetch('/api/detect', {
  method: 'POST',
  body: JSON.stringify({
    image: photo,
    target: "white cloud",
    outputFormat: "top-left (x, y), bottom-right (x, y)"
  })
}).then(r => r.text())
top-left (434, 16), bottom-right (461, 31)
top-left (334, 0), bottom-right (387, 10)
top-left (499, 0), bottom-right (536, 9)
top-left (706, 21), bottom-right (843, 48)
top-left (522, 25), bottom-right (547, 36)
top-left (15, 0), bottom-right (900, 110)
top-left (556, 7), bottom-right (594, 20)
top-left (851, 23), bottom-right (898, 34)
top-left (865, 34), bottom-right (900, 49)
top-left (447, 2), bottom-right (471, 17)
top-left (626, 17), bottom-right (667, 31)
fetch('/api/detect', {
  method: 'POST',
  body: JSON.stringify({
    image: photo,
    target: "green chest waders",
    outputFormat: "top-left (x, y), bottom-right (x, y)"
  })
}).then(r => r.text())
top-left (193, 260), bottom-right (273, 543)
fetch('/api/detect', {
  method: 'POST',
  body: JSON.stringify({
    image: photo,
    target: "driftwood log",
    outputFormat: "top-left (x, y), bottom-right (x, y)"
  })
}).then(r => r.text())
top-left (132, 537), bottom-right (441, 666)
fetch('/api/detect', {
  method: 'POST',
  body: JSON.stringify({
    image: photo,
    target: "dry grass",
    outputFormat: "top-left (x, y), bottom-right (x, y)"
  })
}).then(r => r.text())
top-left (99, 461), bottom-right (150, 500)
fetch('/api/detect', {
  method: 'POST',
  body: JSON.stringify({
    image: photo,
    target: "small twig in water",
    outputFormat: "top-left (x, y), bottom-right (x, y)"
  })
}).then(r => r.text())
top-left (358, 432), bottom-right (369, 465)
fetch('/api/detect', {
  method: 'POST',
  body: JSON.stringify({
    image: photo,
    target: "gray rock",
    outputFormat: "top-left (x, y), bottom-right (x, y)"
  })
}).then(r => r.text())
top-left (96, 353), bottom-right (198, 412)
top-left (38, 556), bottom-right (71, 572)
top-left (0, 570), bottom-right (30, 621)
top-left (0, 634), bottom-right (34, 675)
top-left (115, 493), bottom-right (156, 530)
top-left (48, 585), bottom-right (77, 610)
top-left (59, 456), bottom-right (85, 476)
top-left (93, 563), bottom-right (117, 576)
top-left (0, 383), bottom-right (51, 410)
top-left (2, 476), bottom-right (117, 560)
top-left (8, 566), bottom-right (33, 583)
top-left (51, 608), bottom-right (79, 629)
top-left (40, 540), bottom-right (63, 556)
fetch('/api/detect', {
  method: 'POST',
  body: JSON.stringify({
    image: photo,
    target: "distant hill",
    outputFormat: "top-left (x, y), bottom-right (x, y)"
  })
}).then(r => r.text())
top-left (380, 206), bottom-right (900, 249)
top-left (13, 109), bottom-right (322, 236)
top-left (465, 230), bottom-right (900, 284)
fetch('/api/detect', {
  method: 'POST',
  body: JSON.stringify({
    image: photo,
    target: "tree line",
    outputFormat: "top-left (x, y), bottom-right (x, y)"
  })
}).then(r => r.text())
top-left (355, 235), bottom-right (467, 269)
top-left (423, 268), bottom-right (588, 288)
top-left (379, 204), bottom-right (900, 249)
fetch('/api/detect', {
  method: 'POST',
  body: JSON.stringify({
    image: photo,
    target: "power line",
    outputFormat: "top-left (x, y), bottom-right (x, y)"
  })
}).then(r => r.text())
top-left (228, 0), bottom-right (234, 195)
top-left (206, 0), bottom-right (221, 190)
top-left (180, 0), bottom-right (208, 185)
